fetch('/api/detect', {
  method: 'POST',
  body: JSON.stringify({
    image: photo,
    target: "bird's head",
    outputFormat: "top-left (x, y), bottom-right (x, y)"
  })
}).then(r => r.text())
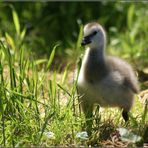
top-left (81, 22), bottom-right (106, 49)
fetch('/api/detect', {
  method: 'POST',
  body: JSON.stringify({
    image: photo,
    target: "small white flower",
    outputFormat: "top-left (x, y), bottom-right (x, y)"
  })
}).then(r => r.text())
top-left (117, 127), bottom-right (142, 143)
top-left (76, 131), bottom-right (88, 140)
top-left (44, 131), bottom-right (55, 139)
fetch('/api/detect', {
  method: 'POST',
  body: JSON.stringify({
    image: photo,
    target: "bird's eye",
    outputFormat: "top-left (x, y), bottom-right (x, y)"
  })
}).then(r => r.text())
top-left (93, 31), bottom-right (97, 35)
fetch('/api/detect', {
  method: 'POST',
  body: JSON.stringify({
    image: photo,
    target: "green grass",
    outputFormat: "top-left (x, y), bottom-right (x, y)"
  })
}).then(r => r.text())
top-left (0, 37), bottom-right (147, 147)
top-left (0, 5), bottom-right (147, 147)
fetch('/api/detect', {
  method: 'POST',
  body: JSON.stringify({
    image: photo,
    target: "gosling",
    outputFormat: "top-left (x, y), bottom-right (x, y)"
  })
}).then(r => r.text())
top-left (77, 22), bottom-right (139, 124)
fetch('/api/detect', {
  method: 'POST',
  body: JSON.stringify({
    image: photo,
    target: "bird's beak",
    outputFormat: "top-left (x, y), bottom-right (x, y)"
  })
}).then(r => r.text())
top-left (81, 36), bottom-right (92, 46)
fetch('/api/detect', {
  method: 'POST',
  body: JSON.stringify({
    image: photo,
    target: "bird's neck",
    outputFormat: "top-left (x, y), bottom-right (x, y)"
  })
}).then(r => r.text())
top-left (84, 46), bottom-right (107, 83)
top-left (89, 47), bottom-right (105, 62)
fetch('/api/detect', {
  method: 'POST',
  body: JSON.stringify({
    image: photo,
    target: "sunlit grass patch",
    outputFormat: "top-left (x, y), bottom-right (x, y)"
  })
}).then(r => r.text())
top-left (0, 42), bottom-right (147, 147)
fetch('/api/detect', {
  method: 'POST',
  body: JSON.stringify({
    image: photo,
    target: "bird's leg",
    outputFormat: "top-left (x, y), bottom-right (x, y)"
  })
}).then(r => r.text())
top-left (85, 108), bottom-right (93, 136)
top-left (81, 101), bottom-right (93, 136)
top-left (122, 110), bottom-right (129, 122)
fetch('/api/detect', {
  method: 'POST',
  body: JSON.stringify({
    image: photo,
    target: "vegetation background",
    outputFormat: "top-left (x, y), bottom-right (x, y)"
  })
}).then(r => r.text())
top-left (0, 2), bottom-right (147, 147)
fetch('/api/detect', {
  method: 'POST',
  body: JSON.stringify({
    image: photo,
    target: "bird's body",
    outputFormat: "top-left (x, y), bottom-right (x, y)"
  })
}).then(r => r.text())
top-left (77, 22), bottom-right (139, 124)
top-left (78, 49), bottom-right (137, 110)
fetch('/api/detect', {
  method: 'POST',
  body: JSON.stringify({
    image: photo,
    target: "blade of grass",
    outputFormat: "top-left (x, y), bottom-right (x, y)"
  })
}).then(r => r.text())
top-left (11, 6), bottom-right (20, 36)
top-left (0, 61), bottom-right (6, 146)
top-left (76, 25), bottom-right (83, 50)
top-left (61, 64), bottom-right (69, 85)
top-left (38, 112), bottom-right (55, 143)
top-left (5, 33), bottom-right (16, 51)
top-left (46, 44), bottom-right (60, 72)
